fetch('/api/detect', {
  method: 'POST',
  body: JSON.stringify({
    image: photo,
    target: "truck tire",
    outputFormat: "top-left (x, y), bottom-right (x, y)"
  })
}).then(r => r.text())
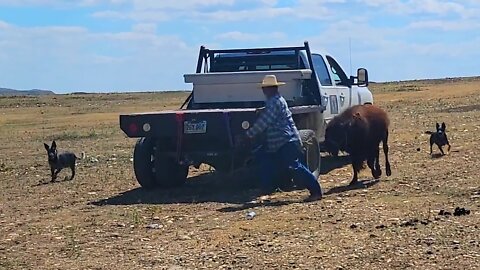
top-left (133, 138), bottom-right (189, 189)
top-left (154, 155), bottom-right (189, 188)
top-left (133, 137), bottom-right (156, 189)
top-left (299, 129), bottom-right (321, 178)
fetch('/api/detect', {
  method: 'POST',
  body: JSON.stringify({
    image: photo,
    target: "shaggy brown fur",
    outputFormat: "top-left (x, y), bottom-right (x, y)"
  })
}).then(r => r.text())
top-left (324, 104), bottom-right (391, 185)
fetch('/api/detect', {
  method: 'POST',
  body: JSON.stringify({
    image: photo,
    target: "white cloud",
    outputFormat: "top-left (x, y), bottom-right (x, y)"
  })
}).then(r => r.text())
top-left (0, 20), bottom-right (195, 92)
top-left (0, 0), bottom-right (126, 7)
top-left (408, 20), bottom-right (480, 31)
top-left (131, 0), bottom-right (235, 10)
top-left (0, 0), bottom-right (341, 22)
top-left (215, 31), bottom-right (286, 42)
top-left (295, 17), bottom-right (480, 81)
top-left (359, 0), bottom-right (467, 15)
top-left (193, 7), bottom-right (294, 22)
top-left (131, 23), bottom-right (157, 33)
top-left (2, 0), bottom-right (480, 90)
top-left (90, 0), bottom-right (336, 22)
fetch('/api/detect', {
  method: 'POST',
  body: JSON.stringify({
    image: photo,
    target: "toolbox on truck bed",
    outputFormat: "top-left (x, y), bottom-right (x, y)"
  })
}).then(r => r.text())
top-left (184, 69), bottom-right (312, 103)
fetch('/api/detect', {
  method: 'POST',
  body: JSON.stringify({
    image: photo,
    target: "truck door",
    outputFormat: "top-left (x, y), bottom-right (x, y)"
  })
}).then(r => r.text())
top-left (311, 54), bottom-right (339, 122)
top-left (326, 55), bottom-right (353, 113)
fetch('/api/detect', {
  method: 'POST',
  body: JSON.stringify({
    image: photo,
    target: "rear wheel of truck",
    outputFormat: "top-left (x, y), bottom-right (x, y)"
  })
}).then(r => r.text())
top-left (299, 129), bottom-right (321, 178)
top-left (133, 137), bottom-right (156, 189)
top-left (133, 138), bottom-right (189, 189)
top-left (154, 155), bottom-right (188, 188)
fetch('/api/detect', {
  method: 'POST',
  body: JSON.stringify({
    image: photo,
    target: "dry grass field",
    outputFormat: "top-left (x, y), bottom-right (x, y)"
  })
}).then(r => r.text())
top-left (1, 78), bottom-right (479, 269)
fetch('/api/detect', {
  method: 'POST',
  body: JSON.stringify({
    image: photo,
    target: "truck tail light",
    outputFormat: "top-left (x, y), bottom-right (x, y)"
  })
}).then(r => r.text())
top-left (175, 112), bottom-right (184, 122)
top-left (128, 123), bottom-right (139, 135)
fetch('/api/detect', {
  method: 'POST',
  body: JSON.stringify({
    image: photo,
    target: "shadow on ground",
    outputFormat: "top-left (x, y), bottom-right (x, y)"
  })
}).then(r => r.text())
top-left (320, 154), bottom-right (351, 175)
top-left (325, 179), bottom-right (380, 196)
top-left (91, 170), bottom-right (262, 206)
top-left (430, 153), bottom-right (445, 159)
top-left (92, 154), bottom-right (367, 207)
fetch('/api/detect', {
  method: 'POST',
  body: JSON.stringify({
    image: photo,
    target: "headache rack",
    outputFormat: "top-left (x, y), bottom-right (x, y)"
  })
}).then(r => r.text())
top-left (180, 41), bottom-right (321, 109)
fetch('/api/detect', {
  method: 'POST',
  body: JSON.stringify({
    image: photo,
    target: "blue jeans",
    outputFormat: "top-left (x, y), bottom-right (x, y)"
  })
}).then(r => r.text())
top-left (256, 141), bottom-right (322, 195)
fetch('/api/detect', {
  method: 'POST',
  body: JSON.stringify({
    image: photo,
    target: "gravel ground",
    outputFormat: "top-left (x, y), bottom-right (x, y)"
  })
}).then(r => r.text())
top-left (1, 79), bottom-right (479, 269)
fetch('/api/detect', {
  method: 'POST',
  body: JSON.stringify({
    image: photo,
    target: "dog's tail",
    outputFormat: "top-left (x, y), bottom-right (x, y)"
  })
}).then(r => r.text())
top-left (76, 152), bottom-right (86, 160)
top-left (425, 131), bottom-right (434, 135)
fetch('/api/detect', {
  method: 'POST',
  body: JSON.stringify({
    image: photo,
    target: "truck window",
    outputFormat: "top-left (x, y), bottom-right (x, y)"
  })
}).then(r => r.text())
top-left (210, 52), bottom-right (300, 72)
top-left (326, 56), bottom-right (350, 86)
top-left (312, 54), bottom-right (332, 86)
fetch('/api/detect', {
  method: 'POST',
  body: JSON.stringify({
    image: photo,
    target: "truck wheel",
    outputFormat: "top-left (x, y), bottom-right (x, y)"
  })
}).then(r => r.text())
top-left (299, 129), bottom-right (321, 178)
top-left (133, 137), bottom-right (156, 189)
top-left (154, 156), bottom-right (188, 188)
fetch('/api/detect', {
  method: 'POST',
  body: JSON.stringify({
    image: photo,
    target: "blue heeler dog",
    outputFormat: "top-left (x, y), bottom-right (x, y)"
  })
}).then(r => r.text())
top-left (425, 122), bottom-right (451, 156)
top-left (44, 141), bottom-right (83, 182)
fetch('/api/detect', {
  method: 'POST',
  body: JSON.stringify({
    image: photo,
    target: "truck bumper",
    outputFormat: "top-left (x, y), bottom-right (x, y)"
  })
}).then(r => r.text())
top-left (120, 109), bottom-right (259, 171)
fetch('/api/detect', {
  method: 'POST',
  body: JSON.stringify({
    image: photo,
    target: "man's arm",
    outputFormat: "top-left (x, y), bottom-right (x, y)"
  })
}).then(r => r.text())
top-left (246, 100), bottom-right (278, 138)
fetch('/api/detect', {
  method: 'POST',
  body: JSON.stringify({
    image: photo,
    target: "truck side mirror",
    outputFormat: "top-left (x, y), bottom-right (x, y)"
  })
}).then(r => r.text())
top-left (357, 68), bottom-right (369, 86)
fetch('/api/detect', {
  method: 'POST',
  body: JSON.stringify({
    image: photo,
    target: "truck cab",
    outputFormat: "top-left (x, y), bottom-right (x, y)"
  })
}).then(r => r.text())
top-left (310, 53), bottom-right (373, 122)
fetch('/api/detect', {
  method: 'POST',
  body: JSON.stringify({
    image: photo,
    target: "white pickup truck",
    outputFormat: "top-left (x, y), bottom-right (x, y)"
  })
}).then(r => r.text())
top-left (120, 42), bottom-right (373, 189)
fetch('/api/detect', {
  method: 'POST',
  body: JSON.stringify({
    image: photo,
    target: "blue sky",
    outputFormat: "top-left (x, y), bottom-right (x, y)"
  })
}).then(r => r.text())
top-left (1, 0), bottom-right (479, 93)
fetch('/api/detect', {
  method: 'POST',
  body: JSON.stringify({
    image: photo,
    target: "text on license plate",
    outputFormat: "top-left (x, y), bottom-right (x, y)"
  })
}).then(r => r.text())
top-left (184, 120), bottom-right (207, 134)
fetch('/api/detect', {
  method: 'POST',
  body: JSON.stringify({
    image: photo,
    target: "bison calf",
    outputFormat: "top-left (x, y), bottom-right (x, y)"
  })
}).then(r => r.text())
top-left (324, 104), bottom-right (391, 185)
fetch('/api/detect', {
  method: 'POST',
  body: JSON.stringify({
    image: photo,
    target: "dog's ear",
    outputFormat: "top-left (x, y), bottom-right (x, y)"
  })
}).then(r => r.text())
top-left (436, 122), bottom-right (440, 131)
top-left (44, 143), bottom-right (50, 151)
top-left (51, 140), bottom-right (57, 150)
top-left (441, 122), bottom-right (446, 131)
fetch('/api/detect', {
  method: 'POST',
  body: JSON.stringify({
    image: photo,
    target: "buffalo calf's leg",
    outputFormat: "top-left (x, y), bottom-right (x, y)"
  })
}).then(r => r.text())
top-left (350, 156), bottom-right (363, 185)
top-left (383, 131), bottom-right (392, 176)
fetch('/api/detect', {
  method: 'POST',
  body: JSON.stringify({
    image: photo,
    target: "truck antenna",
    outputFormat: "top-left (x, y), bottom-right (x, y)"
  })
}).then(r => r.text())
top-left (349, 37), bottom-right (352, 76)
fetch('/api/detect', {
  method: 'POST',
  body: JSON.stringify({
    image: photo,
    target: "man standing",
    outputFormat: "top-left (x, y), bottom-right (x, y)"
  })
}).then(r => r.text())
top-left (240, 75), bottom-right (323, 202)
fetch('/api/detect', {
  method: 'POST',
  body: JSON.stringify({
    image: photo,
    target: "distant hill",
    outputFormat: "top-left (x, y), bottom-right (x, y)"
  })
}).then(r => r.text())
top-left (0, 88), bottom-right (55, 96)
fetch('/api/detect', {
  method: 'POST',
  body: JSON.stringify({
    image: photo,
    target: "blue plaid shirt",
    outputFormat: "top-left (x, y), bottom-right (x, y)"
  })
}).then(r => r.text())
top-left (246, 94), bottom-right (300, 152)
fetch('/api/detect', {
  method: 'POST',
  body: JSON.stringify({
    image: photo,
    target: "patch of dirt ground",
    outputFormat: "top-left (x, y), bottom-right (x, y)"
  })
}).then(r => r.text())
top-left (0, 80), bottom-right (479, 269)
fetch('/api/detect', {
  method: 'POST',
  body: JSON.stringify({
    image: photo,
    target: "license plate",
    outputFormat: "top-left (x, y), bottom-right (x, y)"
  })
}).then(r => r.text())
top-left (184, 120), bottom-right (207, 134)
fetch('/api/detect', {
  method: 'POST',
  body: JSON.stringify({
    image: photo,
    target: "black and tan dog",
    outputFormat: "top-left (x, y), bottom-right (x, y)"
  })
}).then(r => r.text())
top-left (44, 141), bottom-right (83, 182)
top-left (425, 122), bottom-right (451, 156)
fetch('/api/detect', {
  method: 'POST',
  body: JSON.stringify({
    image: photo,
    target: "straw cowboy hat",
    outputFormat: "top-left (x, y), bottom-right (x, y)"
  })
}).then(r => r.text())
top-left (259, 75), bottom-right (286, 88)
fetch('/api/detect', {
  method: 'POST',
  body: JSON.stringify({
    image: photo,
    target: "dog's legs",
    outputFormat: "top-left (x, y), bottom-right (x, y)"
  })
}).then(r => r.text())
top-left (383, 131), bottom-right (392, 177)
top-left (429, 135), bottom-right (435, 155)
top-left (70, 165), bottom-right (75, 180)
top-left (446, 137), bottom-right (451, 154)
top-left (438, 144), bottom-right (445, 155)
top-left (50, 167), bottom-right (56, 182)
top-left (54, 168), bottom-right (62, 180)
